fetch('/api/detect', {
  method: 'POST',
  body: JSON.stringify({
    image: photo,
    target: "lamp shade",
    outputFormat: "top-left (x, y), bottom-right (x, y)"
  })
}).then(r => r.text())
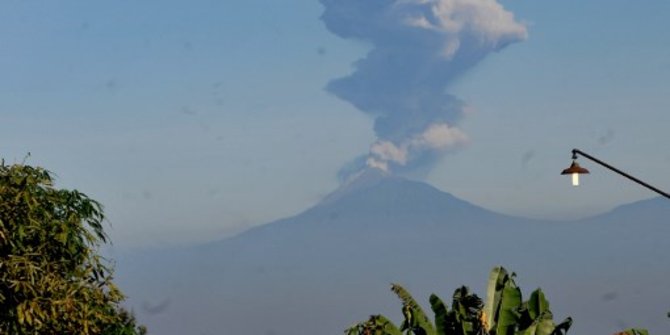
top-left (561, 161), bottom-right (590, 175)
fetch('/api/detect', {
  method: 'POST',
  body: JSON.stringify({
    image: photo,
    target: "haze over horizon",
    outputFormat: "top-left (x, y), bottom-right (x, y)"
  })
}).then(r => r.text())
top-left (113, 173), bottom-right (670, 335)
top-left (3, 0), bottom-right (670, 248)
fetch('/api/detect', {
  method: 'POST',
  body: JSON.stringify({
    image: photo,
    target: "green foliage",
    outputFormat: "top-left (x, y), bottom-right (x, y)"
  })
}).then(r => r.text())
top-left (483, 267), bottom-right (524, 335)
top-left (614, 330), bottom-right (649, 335)
top-left (345, 315), bottom-right (402, 335)
top-left (346, 266), bottom-right (656, 335)
top-left (101, 308), bottom-right (148, 335)
top-left (0, 162), bottom-right (146, 334)
top-left (446, 286), bottom-right (486, 335)
top-left (483, 267), bottom-right (509, 333)
top-left (345, 267), bottom-right (570, 335)
top-left (392, 283), bottom-right (436, 335)
top-left (346, 283), bottom-right (487, 335)
top-left (484, 267), bottom-right (571, 335)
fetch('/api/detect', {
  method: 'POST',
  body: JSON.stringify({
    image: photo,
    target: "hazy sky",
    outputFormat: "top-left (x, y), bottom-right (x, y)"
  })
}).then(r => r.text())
top-left (3, 0), bottom-right (670, 249)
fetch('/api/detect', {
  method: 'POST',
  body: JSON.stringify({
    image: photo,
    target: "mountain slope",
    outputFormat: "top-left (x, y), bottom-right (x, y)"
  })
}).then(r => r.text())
top-left (114, 176), bottom-right (670, 335)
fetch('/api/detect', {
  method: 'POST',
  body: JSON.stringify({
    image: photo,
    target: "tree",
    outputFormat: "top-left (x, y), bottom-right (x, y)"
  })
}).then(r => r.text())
top-left (101, 308), bottom-right (147, 335)
top-left (0, 162), bottom-right (146, 334)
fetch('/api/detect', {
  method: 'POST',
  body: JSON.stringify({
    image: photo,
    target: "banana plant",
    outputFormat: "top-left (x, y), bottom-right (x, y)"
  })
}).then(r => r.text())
top-left (612, 330), bottom-right (649, 335)
top-left (345, 283), bottom-right (486, 335)
top-left (483, 267), bottom-right (521, 335)
top-left (428, 285), bottom-right (487, 335)
top-left (345, 280), bottom-right (488, 334)
top-left (482, 266), bottom-right (571, 335)
top-left (514, 289), bottom-right (572, 335)
top-left (345, 315), bottom-right (402, 335)
top-left (392, 283), bottom-right (437, 335)
top-left (344, 267), bottom-right (573, 335)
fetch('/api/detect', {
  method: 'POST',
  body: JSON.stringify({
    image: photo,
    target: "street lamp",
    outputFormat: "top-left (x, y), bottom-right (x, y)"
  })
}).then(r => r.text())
top-left (561, 148), bottom-right (670, 199)
top-left (560, 151), bottom-right (589, 186)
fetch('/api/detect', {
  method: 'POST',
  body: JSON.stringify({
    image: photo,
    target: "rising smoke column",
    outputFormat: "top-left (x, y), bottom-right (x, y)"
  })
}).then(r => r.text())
top-left (320, 0), bottom-right (527, 174)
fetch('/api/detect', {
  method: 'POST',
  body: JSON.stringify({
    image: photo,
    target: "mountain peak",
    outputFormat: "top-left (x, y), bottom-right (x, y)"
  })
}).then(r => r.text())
top-left (312, 168), bottom-right (510, 225)
top-left (321, 167), bottom-right (393, 204)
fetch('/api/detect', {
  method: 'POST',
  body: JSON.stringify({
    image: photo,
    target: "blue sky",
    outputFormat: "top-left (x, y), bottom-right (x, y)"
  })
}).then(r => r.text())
top-left (2, 0), bottom-right (670, 249)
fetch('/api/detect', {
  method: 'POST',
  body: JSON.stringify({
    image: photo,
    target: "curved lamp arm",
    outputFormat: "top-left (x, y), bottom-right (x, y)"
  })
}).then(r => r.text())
top-left (571, 148), bottom-right (670, 200)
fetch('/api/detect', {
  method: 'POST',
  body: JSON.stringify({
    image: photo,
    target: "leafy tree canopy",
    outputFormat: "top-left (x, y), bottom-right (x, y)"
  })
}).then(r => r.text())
top-left (0, 162), bottom-right (146, 334)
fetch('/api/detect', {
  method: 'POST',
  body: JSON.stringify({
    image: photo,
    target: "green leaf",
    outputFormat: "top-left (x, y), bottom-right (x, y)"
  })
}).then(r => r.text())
top-left (391, 284), bottom-right (435, 335)
top-left (534, 314), bottom-right (556, 335)
top-left (430, 294), bottom-right (449, 335)
top-left (550, 317), bottom-right (571, 335)
top-left (496, 280), bottom-right (522, 335)
top-left (372, 315), bottom-right (403, 335)
top-left (484, 266), bottom-right (510, 332)
top-left (527, 289), bottom-right (549, 321)
top-left (391, 284), bottom-right (436, 335)
top-left (516, 322), bottom-right (537, 335)
top-left (451, 286), bottom-right (485, 335)
top-left (346, 315), bottom-right (403, 335)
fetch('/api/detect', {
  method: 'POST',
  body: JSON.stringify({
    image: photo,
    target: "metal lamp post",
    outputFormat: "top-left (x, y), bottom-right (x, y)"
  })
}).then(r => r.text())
top-left (561, 148), bottom-right (670, 199)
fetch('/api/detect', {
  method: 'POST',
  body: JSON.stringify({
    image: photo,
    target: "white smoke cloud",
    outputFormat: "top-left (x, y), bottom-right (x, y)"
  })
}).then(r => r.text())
top-left (320, 0), bottom-right (526, 175)
top-left (370, 140), bottom-right (408, 165)
top-left (366, 157), bottom-right (391, 173)
top-left (397, 0), bottom-right (528, 57)
top-left (366, 122), bottom-right (468, 171)
top-left (412, 123), bottom-right (469, 150)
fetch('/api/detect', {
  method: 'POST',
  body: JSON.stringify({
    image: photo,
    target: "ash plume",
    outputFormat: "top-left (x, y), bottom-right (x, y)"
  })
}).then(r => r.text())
top-left (320, 0), bottom-right (527, 175)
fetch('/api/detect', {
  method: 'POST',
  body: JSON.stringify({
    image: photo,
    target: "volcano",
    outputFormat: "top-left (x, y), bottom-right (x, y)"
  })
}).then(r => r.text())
top-left (115, 173), bottom-right (670, 335)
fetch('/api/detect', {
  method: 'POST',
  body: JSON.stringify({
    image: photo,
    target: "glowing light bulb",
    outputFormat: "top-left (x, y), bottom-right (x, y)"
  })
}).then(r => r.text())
top-left (572, 173), bottom-right (579, 186)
